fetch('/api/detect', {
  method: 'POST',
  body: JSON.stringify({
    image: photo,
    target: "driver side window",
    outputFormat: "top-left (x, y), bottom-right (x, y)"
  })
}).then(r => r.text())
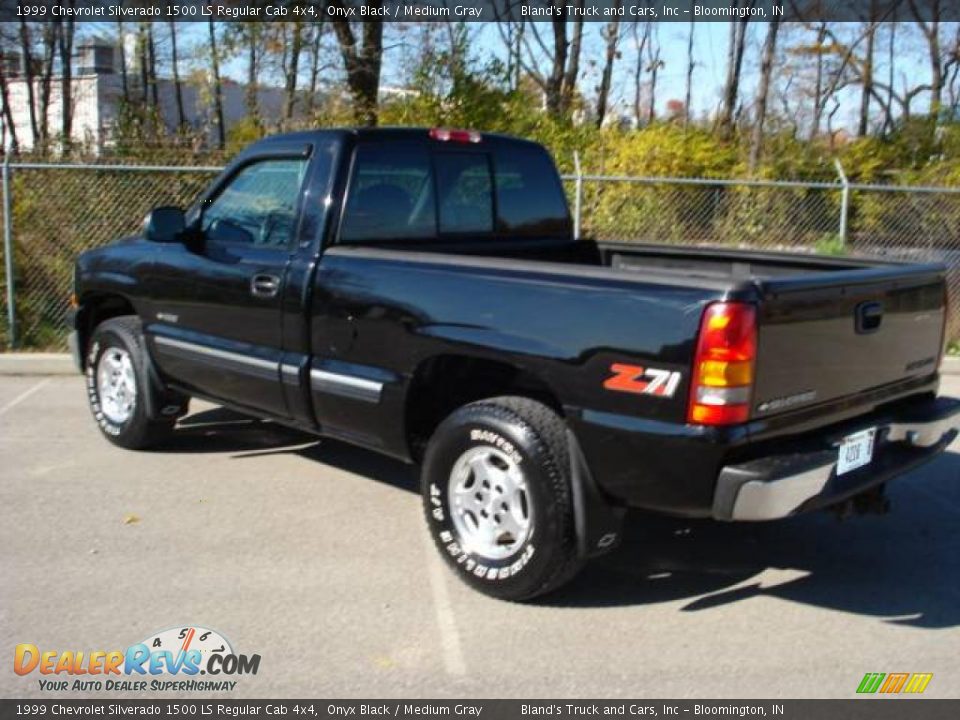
top-left (202, 158), bottom-right (308, 251)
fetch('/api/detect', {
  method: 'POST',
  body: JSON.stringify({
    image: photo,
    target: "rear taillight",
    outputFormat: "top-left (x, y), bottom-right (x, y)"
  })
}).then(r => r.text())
top-left (429, 127), bottom-right (482, 144)
top-left (688, 302), bottom-right (757, 426)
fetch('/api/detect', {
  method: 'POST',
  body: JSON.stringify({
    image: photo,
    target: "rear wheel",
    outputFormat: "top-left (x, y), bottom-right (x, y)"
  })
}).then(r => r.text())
top-left (85, 316), bottom-right (187, 449)
top-left (421, 396), bottom-right (582, 601)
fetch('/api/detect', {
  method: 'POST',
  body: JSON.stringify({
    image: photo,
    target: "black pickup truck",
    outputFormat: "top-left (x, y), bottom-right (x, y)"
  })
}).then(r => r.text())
top-left (69, 127), bottom-right (960, 600)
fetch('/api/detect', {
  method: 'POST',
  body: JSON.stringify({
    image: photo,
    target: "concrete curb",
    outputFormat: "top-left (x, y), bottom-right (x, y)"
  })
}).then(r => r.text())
top-left (2, 352), bottom-right (960, 377)
top-left (0, 353), bottom-right (76, 375)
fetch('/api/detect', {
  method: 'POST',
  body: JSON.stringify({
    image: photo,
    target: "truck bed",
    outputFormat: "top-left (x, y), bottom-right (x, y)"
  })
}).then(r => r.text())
top-left (434, 235), bottom-right (917, 281)
top-left (596, 241), bottom-right (901, 281)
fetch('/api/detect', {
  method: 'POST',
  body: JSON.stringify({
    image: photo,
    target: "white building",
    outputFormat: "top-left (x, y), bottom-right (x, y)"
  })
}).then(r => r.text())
top-left (1, 38), bottom-right (288, 153)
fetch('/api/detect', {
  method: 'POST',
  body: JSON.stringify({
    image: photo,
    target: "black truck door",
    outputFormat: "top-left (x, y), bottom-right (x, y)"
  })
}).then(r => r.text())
top-left (147, 151), bottom-right (311, 418)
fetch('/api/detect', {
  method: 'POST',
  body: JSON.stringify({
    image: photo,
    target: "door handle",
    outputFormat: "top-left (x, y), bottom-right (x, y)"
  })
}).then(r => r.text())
top-left (250, 274), bottom-right (281, 299)
top-left (856, 301), bottom-right (884, 334)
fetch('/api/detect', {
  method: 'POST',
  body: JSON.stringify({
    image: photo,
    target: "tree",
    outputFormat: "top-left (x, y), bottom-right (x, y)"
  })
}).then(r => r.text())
top-left (646, 26), bottom-right (663, 124)
top-left (207, 18), bottom-right (225, 150)
top-left (495, 2), bottom-right (585, 117)
top-left (909, 0), bottom-right (944, 118)
top-left (37, 23), bottom-right (57, 150)
top-left (884, 21), bottom-right (898, 133)
top-left (283, 21), bottom-right (304, 122)
top-left (749, 19), bottom-right (780, 171)
top-left (819, 21), bottom-right (918, 134)
top-left (858, 2), bottom-right (880, 136)
top-left (146, 22), bottom-right (158, 108)
top-left (305, 20), bottom-right (327, 117)
top-left (718, 12), bottom-right (750, 140)
top-left (57, 11), bottom-right (75, 150)
top-left (18, 20), bottom-right (39, 147)
top-left (168, 18), bottom-right (186, 132)
top-left (503, 18), bottom-right (524, 92)
top-left (136, 23), bottom-right (148, 104)
top-left (116, 20), bottom-right (128, 103)
top-left (684, 21), bottom-right (695, 126)
top-left (328, 2), bottom-right (384, 126)
top-left (632, 21), bottom-right (651, 126)
top-left (231, 23), bottom-right (262, 128)
top-left (562, 7), bottom-right (585, 115)
top-left (0, 34), bottom-right (20, 154)
top-left (810, 22), bottom-right (827, 138)
top-left (595, 2), bottom-right (622, 128)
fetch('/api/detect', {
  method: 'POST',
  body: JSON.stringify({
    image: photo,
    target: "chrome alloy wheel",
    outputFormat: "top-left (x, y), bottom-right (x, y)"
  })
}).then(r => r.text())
top-left (448, 446), bottom-right (532, 560)
top-left (96, 347), bottom-right (137, 425)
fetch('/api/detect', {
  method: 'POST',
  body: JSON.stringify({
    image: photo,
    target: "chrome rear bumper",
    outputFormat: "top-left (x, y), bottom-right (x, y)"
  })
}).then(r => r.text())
top-left (713, 395), bottom-right (960, 521)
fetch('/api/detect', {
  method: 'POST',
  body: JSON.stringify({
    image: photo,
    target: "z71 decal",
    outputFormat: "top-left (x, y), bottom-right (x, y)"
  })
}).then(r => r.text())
top-left (603, 363), bottom-right (682, 398)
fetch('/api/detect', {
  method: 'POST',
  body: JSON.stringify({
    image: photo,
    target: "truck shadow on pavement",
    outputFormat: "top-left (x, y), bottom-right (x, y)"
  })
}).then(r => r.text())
top-left (170, 407), bottom-right (960, 627)
top-left (549, 452), bottom-right (960, 625)
top-left (167, 407), bottom-right (419, 496)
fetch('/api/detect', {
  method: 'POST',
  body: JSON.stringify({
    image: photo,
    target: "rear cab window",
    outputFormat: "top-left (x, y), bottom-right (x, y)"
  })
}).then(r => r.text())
top-left (494, 144), bottom-right (571, 238)
top-left (338, 136), bottom-right (570, 245)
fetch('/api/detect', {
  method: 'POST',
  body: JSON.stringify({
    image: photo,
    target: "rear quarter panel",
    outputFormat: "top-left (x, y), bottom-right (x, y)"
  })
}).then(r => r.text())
top-left (309, 246), bottom-right (721, 462)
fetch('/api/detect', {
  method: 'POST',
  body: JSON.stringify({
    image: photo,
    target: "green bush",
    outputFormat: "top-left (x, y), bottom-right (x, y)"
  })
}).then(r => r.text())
top-left (815, 233), bottom-right (847, 256)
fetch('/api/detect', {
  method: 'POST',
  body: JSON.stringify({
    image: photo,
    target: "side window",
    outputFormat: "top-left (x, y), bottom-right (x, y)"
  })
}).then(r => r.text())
top-left (495, 146), bottom-right (571, 237)
top-left (340, 144), bottom-right (436, 243)
top-left (202, 158), bottom-right (308, 251)
top-left (436, 153), bottom-right (493, 235)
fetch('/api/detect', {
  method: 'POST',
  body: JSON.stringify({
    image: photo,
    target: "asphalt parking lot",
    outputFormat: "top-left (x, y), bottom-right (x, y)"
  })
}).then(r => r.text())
top-left (2, 373), bottom-right (959, 699)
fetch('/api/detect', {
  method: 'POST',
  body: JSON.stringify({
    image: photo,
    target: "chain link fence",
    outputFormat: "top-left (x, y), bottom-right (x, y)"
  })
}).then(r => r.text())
top-left (0, 163), bottom-right (220, 351)
top-left (566, 174), bottom-right (960, 343)
top-left (3, 161), bottom-right (960, 351)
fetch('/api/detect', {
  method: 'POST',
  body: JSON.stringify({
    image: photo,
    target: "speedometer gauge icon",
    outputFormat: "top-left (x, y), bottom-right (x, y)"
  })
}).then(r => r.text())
top-left (140, 625), bottom-right (233, 668)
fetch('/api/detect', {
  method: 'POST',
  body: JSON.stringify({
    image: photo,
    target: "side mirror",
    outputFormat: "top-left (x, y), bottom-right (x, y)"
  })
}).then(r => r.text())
top-left (143, 206), bottom-right (185, 243)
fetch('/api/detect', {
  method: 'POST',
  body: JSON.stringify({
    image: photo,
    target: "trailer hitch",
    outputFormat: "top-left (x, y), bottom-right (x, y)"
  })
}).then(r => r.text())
top-left (833, 484), bottom-right (890, 520)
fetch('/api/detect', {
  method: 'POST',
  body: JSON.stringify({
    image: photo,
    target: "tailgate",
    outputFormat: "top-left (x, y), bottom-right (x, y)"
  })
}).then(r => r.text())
top-left (752, 264), bottom-right (947, 418)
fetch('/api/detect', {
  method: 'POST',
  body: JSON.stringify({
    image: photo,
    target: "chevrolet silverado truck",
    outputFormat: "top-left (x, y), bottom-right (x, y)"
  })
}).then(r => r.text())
top-left (69, 128), bottom-right (960, 600)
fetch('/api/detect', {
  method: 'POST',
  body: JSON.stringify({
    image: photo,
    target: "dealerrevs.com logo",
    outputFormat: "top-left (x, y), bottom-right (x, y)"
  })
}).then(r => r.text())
top-left (14, 626), bottom-right (260, 693)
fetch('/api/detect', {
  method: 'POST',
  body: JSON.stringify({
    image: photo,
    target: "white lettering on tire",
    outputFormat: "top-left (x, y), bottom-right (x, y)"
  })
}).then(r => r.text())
top-left (468, 429), bottom-right (523, 465)
top-left (435, 529), bottom-right (536, 581)
top-left (429, 483), bottom-right (445, 521)
top-left (85, 340), bottom-right (122, 437)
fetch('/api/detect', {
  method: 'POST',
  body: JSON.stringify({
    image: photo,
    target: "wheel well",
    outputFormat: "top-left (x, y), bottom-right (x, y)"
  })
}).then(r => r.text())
top-left (405, 354), bottom-right (563, 461)
top-left (76, 294), bottom-right (137, 368)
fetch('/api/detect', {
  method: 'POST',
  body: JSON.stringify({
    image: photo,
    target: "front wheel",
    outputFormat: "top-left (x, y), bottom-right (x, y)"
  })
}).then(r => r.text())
top-left (421, 396), bottom-right (582, 601)
top-left (85, 316), bottom-right (186, 450)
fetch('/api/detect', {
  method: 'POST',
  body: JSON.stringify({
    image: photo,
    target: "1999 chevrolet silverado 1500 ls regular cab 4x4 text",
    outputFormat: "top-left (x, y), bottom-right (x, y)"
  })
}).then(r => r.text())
top-left (69, 128), bottom-right (960, 600)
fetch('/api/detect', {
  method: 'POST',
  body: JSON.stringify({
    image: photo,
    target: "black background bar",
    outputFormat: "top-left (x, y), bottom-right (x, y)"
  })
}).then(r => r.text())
top-left (2, 1), bottom-right (960, 25)
top-left (2, 699), bottom-right (959, 720)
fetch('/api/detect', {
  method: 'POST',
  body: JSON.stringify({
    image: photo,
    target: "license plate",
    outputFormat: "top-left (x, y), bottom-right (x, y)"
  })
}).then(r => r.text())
top-left (837, 428), bottom-right (876, 476)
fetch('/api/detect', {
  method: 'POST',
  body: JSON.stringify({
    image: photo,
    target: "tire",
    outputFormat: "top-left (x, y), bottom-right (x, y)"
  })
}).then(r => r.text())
top-left (85, 316), bottom-right (187, 450)
top-left (421, 396), bottom-right (583, 601)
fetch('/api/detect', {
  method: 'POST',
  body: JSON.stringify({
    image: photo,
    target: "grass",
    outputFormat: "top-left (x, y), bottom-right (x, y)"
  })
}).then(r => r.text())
top-left (815, 233), bottom-right (847, 256)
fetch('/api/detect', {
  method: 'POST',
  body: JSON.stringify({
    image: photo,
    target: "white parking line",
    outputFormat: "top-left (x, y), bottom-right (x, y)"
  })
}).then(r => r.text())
top-left (421, 525), bottom-right (467, 677)
top-left (0, 379), bottom-right (52, 417)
